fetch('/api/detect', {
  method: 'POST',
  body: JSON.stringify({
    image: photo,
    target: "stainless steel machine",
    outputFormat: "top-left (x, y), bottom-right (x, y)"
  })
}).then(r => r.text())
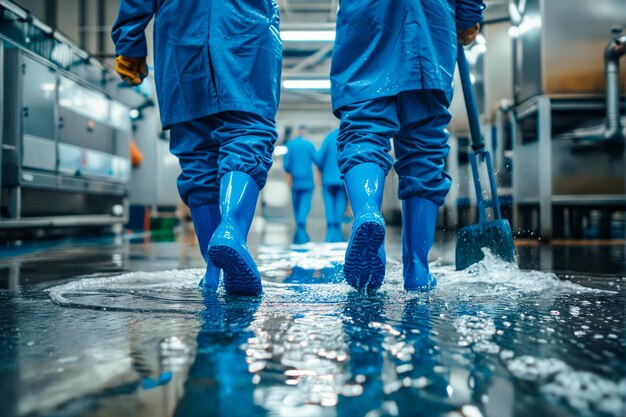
top-left (509, 0), bottom-right (626, 239)
top-left (0, 0), bottom-right (146, 229)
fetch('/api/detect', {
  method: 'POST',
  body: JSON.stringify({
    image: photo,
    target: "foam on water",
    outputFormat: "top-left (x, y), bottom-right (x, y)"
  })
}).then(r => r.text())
top-left (507, 356), bottom-right (571, 382)
top-left (507, 356), bottom-right (626, 415)
top-left (541, 371), bottom-right (625, 416)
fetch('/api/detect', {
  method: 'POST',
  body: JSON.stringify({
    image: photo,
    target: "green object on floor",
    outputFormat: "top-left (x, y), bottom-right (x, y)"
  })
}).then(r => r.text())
top-left (150, 216), bottom-right (178, 241)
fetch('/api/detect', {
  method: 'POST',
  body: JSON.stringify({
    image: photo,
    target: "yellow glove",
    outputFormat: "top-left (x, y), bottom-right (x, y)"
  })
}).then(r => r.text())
top-left (457, 23), bottom-right (481, 46)
top-left (116, 56), bottom-right (148, 86)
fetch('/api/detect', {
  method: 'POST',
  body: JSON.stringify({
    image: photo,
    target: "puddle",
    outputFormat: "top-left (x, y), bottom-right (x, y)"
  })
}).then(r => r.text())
top-left (4, 245), bottom-right (626, 417)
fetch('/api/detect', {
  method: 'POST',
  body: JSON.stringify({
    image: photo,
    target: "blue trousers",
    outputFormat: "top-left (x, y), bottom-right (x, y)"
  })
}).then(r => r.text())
top-left (292, 189), bottom-right (313, 227)
top-left (336, 90), bottom-right (452, 205)
top-left (169, 112), bottom-right (277, 208)
top-left (322, 184), bottom-right (347, 225)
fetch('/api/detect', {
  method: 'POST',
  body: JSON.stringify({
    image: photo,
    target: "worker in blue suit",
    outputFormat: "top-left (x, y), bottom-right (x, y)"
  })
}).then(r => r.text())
top-left (330, 0), bottom-right (485, 292)
top-left (112, 0), bottom-right (282, 296)
top-left (317, 129), bottom-right (347, 242)
top-left (283, 127), bottom-right (318, 244)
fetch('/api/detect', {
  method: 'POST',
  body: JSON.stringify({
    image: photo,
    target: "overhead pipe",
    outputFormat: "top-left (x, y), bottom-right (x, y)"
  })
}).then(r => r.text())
top-left (604, 28), bottom-right (626, 142)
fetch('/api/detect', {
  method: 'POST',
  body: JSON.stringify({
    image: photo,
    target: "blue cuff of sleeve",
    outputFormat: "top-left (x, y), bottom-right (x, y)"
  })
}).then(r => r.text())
top-left (115, 39), bottom-right (148, 58)
top-left (456, 15), bottom-right (484, 31)
top-left (456, 1), bottom-right (486, 31)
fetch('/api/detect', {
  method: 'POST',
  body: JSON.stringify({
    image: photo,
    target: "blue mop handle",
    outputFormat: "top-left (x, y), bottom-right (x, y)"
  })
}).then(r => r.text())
top-left (457, 45), bottom-right (503, 222)
top-left (457, 46), bottom-right (484, 152)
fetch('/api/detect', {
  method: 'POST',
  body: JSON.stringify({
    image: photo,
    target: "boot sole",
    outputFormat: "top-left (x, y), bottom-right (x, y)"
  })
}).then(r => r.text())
top-left (344, 221), bottom-right (385, 291)
top-left (209, 245), bottom-right (262, 296)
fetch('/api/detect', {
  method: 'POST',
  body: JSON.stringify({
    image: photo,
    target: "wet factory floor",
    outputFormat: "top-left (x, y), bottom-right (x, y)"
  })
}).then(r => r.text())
top-left (0, 220), bottom-right (624, 417)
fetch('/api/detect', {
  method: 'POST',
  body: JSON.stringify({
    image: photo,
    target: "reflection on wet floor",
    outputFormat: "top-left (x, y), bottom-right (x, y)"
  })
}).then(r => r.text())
top-left (0, 226), bottom-right (624, 417)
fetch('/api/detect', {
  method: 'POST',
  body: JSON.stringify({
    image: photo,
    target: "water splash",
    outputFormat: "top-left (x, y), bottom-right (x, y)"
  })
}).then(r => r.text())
top-left (47, 269), bottom-right (205, 313)
top-left (42, 245), bottom-right (625, 417)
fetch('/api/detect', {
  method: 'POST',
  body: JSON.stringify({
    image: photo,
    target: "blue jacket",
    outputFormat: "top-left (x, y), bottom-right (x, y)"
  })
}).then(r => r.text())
top-left (330, 0), bottom-right (485, 114)
top-left (112, 0), bottom-right (282, 129)
top-left (284, 136), bottom-right (318, 191)
top-left (317, 129), bottom-right (342, 186)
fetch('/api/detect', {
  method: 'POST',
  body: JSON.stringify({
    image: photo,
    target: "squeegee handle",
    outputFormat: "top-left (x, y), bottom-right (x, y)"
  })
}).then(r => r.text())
top-left (457, 46), bottom-right (485, 152)
top-left (457, 44), bottom-right (503, 222)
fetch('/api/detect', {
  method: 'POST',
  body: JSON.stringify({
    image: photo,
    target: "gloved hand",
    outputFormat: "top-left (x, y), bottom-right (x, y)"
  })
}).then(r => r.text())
top-left (457, 23), bottom-right (480, 46)
top-left (116, 56), bottom-right (148, 85)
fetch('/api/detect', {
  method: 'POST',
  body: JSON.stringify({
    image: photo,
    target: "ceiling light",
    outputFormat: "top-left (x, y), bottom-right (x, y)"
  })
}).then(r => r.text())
top-left (282, 80), bottom-right (331, 90)
top-left (519, 15), bottom-right (541, 35)
top-left (471, 44), bottom-right (487, 55)
top-left (464, 49), bottom-right (477, 65)
top-left (508, 2), bottom-right (522, 25)
top-left (40, 83), bottom-right (56, 92)
top-left (508, 26), bottom-right (520, 38)
top-left (281, 31), bottom-right (336, 42)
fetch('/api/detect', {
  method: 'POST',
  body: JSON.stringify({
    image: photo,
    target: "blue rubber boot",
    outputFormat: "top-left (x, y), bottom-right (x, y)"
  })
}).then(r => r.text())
top-left (343, 163), bottom-right (386, 291)
top-left (208, 172), bottom-right (262, 296)
top-left (325, 224), bottom-right (344, 243)
top-left (402, 197), bottom-right (439, 291)
top-left (190, 205), bottom-right (221, 290)
top-left (293, 225), bottom-right (310, 245)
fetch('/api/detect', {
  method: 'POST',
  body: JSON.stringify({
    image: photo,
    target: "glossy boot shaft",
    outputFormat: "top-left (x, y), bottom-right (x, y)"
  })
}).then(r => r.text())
top-left (402, 197), bottom-right (438, 291)
top-left (190, 204), bottom-right (221, 290)
top-left (344, 163), bottom-right (387, 291)
top-left (208, 172), bottom-right (262, 296)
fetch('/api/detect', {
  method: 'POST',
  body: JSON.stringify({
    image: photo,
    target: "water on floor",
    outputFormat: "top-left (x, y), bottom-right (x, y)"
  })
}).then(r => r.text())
top-left (0, 227), bottom-right (624, 417)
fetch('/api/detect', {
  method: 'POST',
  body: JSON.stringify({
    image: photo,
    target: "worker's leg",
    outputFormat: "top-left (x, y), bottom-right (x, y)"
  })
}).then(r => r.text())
top-left (292, 189), bottom-right (312, 244)
top-left (291, 189), bottom-right (300, 225)
top-left (333, 186), bottom-right (348, 242)
top-left (293, 190), bottom-right (312, 227)
top-left (208, 111), bottom-right (278, 296)
top-left (394, 90), bottom-right (452, 291)
top-left (322, 186), bottom-right (335, 226)
top-left (334, 185), bottom-right (348, 226)
top-left (324, 185), bottom-right (346, 242)
top-left (169, 117), bottom-right (221, 289)
top-left (337, 96), bottom-right (400, 290)
top-left (322, 185), bottom-right (338, 242)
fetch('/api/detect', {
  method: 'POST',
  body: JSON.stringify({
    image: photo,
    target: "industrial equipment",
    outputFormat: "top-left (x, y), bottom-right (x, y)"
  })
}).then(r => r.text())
top-left (0, 0), bottom-right (146, 229)
top-left (510, 0), bottom-right (626, 239)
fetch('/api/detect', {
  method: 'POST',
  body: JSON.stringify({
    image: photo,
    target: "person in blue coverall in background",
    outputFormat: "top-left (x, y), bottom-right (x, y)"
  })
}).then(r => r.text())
top-left (283, 127), bottom-right (318, 244)
top-left (317, 128), bottom-right (347, 243)
top-left (331, 0), bottom-right (485, 292)
top-left (112, 0), bottom-right (282, 296)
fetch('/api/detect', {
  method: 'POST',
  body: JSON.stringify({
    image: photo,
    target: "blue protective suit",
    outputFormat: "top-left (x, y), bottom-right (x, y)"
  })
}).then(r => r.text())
top-left (169, 112), bottom-right (277, 207)
top-left (337, 90), bottom-right (452, 205)
top-left (283, 136), bottom-right (318, 191)
top-left (112, 0), bottom-right (282, 129)
top-left (283, 136), bottom-right (318, 236)
top-left (317, 129), bottom-right (347, 228)
top-left (331, 0), bottom-right (485, 113)
top-left (317, 129), bottom-right (342, 187)
top-left (331, 0), bottom-right (485, 204)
